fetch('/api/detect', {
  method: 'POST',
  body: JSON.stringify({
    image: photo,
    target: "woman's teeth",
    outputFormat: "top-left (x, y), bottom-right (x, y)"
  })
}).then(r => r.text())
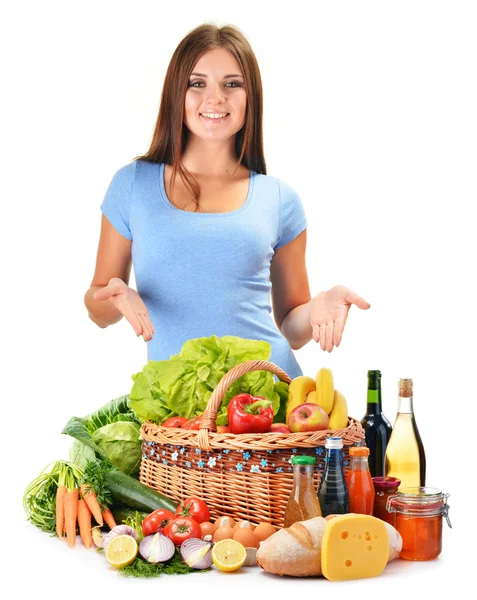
top-left (200, 113), bottom-right (228, 119)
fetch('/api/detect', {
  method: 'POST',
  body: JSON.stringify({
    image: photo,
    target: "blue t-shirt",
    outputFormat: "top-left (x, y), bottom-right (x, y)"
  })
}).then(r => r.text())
top-left (100, 160), bottom-right (307, 379)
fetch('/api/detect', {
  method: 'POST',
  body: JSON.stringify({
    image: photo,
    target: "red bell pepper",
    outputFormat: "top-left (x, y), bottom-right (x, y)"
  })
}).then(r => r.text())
top-left (227, 393), bottom-right (274, 434)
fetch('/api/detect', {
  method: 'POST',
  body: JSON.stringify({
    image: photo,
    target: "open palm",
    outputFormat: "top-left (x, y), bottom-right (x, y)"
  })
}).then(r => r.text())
top-left (310, 285), bottom-right (370, 352)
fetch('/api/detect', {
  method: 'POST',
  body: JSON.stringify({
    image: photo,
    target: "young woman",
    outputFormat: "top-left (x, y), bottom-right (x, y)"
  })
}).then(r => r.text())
top-left (84, 24), bottom-right (370, 380)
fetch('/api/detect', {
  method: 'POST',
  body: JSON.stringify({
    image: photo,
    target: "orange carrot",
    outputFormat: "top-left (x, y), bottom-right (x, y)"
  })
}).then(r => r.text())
top-left (101, 507), bottom-right (117, 529)
top-left (80, 484), bottom-right (103, 526)
top-left (77, 499), bottom-right (93, 549)
top-left (55, 485), bottom-right (67, 538)
top-left (64, 488), bottom-right (79, 548)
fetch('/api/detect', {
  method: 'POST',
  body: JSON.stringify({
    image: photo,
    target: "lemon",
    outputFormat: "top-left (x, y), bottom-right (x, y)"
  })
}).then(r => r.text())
top-left (212, 539), bottom-right (247, 572)
top-left (105, 534), bottom-right (138, 568)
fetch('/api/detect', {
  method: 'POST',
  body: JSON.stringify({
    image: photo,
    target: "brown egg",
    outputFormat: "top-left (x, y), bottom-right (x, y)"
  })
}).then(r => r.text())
top-left (214, 515), bottom-right (235, 529)
top-left (213, 525), bottom-right (235, 542)
top-left (199, 521), bottom-right (217, 537)
top-left (233, 528), bottom-right (259, 548)
top-left (233, 519), bottom-right (255, 532)
top-left (254, 522), bottom-right (277, 541)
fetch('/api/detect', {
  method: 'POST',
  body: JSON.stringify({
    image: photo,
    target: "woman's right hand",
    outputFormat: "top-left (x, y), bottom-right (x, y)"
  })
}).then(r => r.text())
top-left (93, 277), bottom-right (155, 341)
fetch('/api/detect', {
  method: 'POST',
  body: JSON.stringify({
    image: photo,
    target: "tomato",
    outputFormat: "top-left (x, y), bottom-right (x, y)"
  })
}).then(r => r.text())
top-left (142, 508), bottom-right (175, 536)
top-left (182, 415), bottom-right (203, 430)
top-left (161, 416), bottom-right (189, 428)
top-left (175, 496), bottom-right (210, 524)
top-left (163, 516), bottom-right (201, 546)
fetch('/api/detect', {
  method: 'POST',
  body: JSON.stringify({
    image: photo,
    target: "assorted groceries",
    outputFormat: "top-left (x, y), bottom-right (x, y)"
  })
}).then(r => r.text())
top-left (23, 335), bottom-right (450, 580)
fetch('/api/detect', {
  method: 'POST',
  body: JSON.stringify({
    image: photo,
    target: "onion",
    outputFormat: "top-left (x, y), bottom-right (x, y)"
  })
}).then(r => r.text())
top-left (102, 525), bottom-right (139, 550)
top-left (139, 532), bottom-right (175, 564)
top-left (180, 537), bottom-right (213, 569)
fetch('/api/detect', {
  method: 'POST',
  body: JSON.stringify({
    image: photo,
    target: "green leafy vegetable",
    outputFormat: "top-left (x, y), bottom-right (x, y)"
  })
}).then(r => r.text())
top-left (273, 381), bottom-right (290, 424)
top-left (129, 334), bottom-right (288, 425)
top-left (80, 460), bottom-right (113, 510)
top-left (119, 550), bottom-right (209, 578)
top-left (62, 395), bottom-right (142, 476)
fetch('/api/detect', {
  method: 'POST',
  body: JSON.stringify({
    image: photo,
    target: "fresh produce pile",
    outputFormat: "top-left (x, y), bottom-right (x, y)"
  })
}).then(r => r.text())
top-left (24, 335), bottom-right (415, 581)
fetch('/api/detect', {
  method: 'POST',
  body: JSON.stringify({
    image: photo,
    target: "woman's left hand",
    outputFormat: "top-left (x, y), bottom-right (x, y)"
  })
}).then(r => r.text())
top-left (310, 285), bottom-right (371, 352)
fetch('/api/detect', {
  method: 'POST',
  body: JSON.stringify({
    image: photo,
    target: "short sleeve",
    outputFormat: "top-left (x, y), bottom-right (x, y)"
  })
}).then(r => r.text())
top-left (274, 179), bottom-right (307, 250)
top-left (100, 161), bottom-right (136, 240)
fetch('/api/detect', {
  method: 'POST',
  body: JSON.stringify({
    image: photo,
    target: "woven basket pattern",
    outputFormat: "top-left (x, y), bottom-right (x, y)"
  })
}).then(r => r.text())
top-left (139, 360), bottom-right (365, 527)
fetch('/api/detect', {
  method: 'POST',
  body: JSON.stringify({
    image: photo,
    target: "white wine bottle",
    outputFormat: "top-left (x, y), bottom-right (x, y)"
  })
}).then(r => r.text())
top-left (384, 378), bottom-right (426, 488)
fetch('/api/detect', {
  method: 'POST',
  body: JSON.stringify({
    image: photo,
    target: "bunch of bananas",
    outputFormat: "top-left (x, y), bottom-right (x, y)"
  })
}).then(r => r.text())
top-left (285, 368), bottom-right (349, 430)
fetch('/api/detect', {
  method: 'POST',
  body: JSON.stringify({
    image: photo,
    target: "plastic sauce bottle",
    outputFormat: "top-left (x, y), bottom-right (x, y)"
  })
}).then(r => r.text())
top-left (283, 456), bottom-right (322, 527)
top-left (318, 437), bottom-right (349, 517)
top-left (346, 446), bottom-right (375, 515)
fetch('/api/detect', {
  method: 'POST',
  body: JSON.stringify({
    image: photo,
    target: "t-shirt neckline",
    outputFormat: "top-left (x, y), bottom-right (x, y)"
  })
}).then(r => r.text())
top-left (157, 163), bottom-right (255, 217)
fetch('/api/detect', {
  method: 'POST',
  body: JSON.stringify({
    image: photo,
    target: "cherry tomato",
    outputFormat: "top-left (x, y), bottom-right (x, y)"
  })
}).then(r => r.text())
top-left (163, 516), bottom-right (201, 546)
top-left (142, 508), bottom-right (175, 536)
top-left (182, 415), bottom-right (203, 430)
top-left (175, 496), bottom-right (210, 524)
top-left (161, 416), bottom-right (189, 428)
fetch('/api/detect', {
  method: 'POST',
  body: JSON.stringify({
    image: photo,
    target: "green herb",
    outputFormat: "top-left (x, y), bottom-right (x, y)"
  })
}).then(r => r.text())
top-left (80, 460), bottom-right (113, 510)
top-left (119, 550), bottom-right (209, 578)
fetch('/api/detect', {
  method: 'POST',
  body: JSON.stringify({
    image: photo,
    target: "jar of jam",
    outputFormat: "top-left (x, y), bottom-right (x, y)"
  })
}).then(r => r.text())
top-left (386, 487), bottom-right (451, 561)
top-left (372, 476), bottom-right (401, 526)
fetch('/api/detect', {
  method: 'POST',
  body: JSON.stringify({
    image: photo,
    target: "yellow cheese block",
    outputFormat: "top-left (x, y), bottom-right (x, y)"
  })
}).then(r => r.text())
top-left (321, 514), bottom-right (389, 581)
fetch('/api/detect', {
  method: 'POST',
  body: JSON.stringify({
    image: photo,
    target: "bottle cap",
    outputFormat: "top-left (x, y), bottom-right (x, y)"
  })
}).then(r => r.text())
top-left (291, 456), bottom-right (316, 465)
top-left (325, 436), bottom-right (343, 449)
top-left (349, 446), bottom-right (370, 457)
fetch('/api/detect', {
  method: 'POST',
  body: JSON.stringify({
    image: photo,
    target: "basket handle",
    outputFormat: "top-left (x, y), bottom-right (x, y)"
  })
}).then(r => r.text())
top-left (197, 360), bottom-right (292, 451)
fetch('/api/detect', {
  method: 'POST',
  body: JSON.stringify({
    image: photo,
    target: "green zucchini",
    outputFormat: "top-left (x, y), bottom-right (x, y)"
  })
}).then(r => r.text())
top-left (105, 470), bottom-right (177, 513)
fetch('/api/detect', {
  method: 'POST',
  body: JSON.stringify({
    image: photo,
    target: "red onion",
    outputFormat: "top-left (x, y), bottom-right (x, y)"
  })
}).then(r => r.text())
top-left (180, 538), bottom-right (213, 569)
top-left (139, 532), bottom-right (175, 563)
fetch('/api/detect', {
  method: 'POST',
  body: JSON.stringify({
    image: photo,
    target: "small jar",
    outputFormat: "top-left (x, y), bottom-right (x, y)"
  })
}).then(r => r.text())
top-left (386, 487), bottom-right (452, 561)
top-left (372, 476), bottom-right (401, 526)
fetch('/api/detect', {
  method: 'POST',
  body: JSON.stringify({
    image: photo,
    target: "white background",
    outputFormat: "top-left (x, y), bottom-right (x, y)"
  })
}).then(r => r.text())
top-left (2, 0), bottom-right (475, 597)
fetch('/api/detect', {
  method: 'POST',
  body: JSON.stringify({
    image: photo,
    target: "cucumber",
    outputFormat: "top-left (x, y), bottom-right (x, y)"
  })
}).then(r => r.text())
top-left (105, 470), bottom-right (177, 513)
top-left (110, 504), bottom-right (148, 525)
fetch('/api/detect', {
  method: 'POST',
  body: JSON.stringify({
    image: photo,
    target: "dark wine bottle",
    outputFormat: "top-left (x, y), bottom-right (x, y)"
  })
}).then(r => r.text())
top-left (360, 370), bottom-right (393, 477)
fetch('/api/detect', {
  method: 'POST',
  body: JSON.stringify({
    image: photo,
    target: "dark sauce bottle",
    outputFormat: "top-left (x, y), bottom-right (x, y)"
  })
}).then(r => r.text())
top-left (317, 436), bottom-right (349, 517)
top-left (360, 370), bottom-right (393, 477)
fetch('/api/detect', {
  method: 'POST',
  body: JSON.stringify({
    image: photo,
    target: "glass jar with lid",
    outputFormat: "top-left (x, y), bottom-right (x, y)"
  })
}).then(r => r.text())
top-left (386, 486), bottom-right (451, 561)
top-left (372, 476), bottom-right (401, 526)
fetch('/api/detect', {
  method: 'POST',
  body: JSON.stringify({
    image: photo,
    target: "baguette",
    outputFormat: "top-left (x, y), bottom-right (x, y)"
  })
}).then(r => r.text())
top-left (256, 515), bottom-right (402, 577)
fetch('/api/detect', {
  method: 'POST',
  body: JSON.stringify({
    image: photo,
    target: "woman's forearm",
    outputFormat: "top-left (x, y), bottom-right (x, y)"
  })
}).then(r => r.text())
top-left (84, 285), bottom-right (123, 328)
top-left (280, 298), bottom-right (316, 350)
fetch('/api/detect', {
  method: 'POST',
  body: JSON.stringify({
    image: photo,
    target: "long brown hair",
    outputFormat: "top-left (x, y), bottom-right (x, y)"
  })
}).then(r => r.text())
top-left (134, 23), bottom-right (266, 206)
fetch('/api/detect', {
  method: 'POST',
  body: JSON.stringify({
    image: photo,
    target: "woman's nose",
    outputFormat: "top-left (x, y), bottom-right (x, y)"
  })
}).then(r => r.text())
top-left (206, 83), bottom-right (226, 103)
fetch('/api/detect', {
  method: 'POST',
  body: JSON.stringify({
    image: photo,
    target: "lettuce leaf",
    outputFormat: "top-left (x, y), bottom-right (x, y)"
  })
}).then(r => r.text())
top-left (129, 335), bottom-right (287, 425)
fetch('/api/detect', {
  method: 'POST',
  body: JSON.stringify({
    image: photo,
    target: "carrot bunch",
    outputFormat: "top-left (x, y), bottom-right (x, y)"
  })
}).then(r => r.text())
top-left (55, 461), bottom-right (117, 549)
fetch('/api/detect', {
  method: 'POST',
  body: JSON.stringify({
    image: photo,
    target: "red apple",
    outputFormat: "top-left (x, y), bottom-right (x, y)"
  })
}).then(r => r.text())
top-left (288, 402), bottom-right (330, 433)
top-left (216, 425), bottom-right (231, 433)
top-left (269, 423), bottom-right (290, 433)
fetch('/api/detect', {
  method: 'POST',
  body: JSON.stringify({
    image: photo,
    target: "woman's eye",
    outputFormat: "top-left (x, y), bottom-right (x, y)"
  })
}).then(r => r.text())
top-left (189, 81), bottom-right (204, 87)
top-left (226, 81), bottom-right (242, 88)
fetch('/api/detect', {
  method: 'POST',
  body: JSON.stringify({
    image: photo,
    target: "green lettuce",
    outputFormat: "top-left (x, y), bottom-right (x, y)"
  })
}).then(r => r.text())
top-left (129, 335), bottom-right (288, 425)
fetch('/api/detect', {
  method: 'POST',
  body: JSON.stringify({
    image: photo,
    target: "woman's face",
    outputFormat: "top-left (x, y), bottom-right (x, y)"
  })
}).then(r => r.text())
top-left (184, 47), bottom-right (247, 143)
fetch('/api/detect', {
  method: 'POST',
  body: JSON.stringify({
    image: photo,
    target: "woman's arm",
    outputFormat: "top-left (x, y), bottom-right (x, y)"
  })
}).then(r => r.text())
top-left (270, 230), bottom-right (371, 352)
top-left (270, 230), bottom-right (313, 350)
top-left (84, 215), bottom-right (132, 328)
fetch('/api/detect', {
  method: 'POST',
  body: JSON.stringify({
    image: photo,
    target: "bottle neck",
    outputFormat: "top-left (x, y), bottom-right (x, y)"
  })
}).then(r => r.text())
top-left (325, 448), bottom-right (344, 470)
top-left (350, 456), bottom-right (370, 472)
top-left (397, 395), bottom-right (414, 414)
top-left (366, 387), bottom-right (382, 415)
top-left (292, 465), bottom-right (315, 490)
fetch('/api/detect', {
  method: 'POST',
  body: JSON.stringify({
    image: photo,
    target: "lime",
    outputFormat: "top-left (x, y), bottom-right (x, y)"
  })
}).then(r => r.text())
top-left (105, 534), bottom-right (138, 568)
top-left (212, 539), bottom-right (247, 572)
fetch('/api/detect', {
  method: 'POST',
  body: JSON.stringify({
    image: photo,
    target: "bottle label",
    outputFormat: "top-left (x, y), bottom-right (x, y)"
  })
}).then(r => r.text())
top-left (367, 390), bottom-right (379, 404)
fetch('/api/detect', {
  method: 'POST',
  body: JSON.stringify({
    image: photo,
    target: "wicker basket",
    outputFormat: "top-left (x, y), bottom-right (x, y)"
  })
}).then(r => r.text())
top-left (140, 360), bottom-right (365, 528)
